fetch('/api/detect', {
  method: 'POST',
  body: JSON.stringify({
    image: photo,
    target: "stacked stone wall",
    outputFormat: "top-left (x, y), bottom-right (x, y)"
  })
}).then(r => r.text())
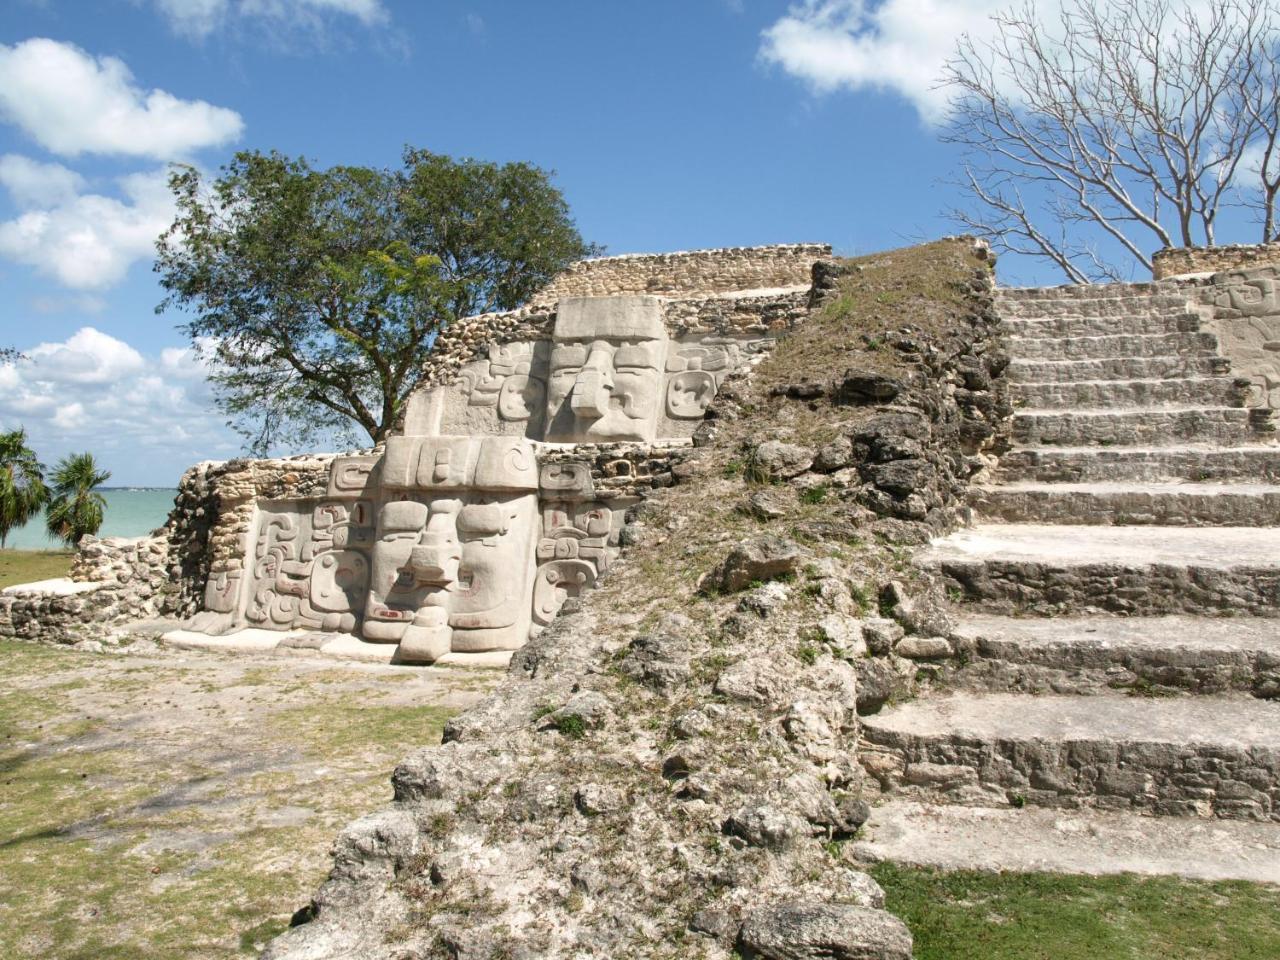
top-left (0, 533), bottom-right (169, 643)
top-left (530, 243), bottom-right (831, 306)
top-left (1153, 242), bottom-right (1280, 278)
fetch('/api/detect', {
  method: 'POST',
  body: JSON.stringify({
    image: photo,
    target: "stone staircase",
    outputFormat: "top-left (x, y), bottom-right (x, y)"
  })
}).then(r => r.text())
top-left (854, 282), bottom-right (1280, 882)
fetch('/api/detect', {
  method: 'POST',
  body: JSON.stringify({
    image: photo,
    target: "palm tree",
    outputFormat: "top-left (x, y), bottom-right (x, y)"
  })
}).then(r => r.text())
top-left (0, 428), bottom-right (48, 548)
top-left (45, 452), bottom-right (111, 548)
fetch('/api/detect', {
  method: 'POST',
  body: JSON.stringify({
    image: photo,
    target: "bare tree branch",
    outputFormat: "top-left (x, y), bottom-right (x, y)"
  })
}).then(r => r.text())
top-left (941, 0), bottom-right (1280, 281)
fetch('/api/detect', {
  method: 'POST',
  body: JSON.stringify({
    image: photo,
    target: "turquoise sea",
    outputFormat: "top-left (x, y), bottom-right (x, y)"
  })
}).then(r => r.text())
top-left (4, 488), bottom-right (178, 551)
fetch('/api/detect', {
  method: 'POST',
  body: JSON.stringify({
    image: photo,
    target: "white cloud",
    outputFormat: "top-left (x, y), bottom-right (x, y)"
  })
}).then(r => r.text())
top-left (0, 154), bottom-right (85, 208)
top-left (155, 0), bottom-right (389, 39)
top-left (760, 0), bottom-right (1000, 123)
top-left (0, 326), bottom-right (237, 484)
top-left (52, 401), bottom-right (86, 429)
top-left (0, 166), bottom-right (176, 289)
top-left (0, 38), bottom-right (243, 158)
top-left (26, 327), bottom-right (146, 384)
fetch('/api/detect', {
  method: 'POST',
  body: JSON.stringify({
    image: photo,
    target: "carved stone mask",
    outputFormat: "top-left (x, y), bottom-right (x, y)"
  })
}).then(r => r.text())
top-left (544, 296), bottom-right (668, 442)
top-left (363, 436), bottom-right (539, 660)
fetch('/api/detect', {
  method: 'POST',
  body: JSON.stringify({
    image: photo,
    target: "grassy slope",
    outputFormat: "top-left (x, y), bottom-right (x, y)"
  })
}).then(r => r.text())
top-left (0, 550), bottom-right (74, 588)
top-left (872, 863), bottom-right (1280, 960)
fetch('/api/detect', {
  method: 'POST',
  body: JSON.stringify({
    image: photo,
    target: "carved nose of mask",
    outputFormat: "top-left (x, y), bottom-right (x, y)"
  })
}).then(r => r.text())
top-left (570, 368), bottom-right (611, 419)
top-left (410, 542), bottom-right (459, 585)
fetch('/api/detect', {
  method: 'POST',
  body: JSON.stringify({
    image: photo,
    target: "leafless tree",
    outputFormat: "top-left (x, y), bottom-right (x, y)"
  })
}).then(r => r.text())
top-left (942, 0), bottom-right (1280, 282)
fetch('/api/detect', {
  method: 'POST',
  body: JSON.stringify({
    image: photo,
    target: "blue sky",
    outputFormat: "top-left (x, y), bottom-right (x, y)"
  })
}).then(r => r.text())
top-left (0, 0), bottom-right (1261, 485)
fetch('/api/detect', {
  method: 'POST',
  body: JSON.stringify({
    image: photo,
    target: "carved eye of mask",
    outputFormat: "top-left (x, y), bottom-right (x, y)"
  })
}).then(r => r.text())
top-left (379, 500), bottom-right (428, 534)
top-left (457, 502), bottom-right (511, 538)
top-left (613, 343), bottom-right (657, 369)
top-left (551, 345), bottom-right (589, 369)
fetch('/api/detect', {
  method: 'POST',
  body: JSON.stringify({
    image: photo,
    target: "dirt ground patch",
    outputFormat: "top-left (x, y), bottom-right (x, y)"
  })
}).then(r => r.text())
top-left (0, 637), bottom-right (501, 959)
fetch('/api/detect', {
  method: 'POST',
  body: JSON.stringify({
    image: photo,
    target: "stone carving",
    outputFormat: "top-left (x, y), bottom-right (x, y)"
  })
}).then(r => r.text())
top-left (1212, 273), bottom-right (1280, 409)
top-left (187, 292), bottom-right (766, 661)
top-left (665, 339), bottom-right (742, 420)
top-left (544, 296), bottom-right (669, 443)
top-left (539, 461), bottom-right (594, 500)
top-left (328, 455), bottom-right (379, 497)
top-left (243, 501), bottom-right (375, 634)
top-left (203, 568), bottom-right (242, 614)
top-left (533, 501), bottom-right (614, 626)
top-left (362, 436), bottom-right (539, 662)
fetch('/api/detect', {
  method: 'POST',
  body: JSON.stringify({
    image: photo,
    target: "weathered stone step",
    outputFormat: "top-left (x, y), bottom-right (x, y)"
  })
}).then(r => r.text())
top-left (859, 691), bottom-right (1280, 821)
top-left (994, 444), bottom-right (1280, 483)
top-left (1000, 312), bottom-right (1201, 337)
top-left (1013, 377), bottom-right (1243, 409)
top-left (1008, 356), bottom-right (1227, 383)
top-left (918, 523), bottom-right (1280, 616)
top-left (970, 481), bottom-right (1280, 526)
top-left (852, 801), bottom-right (1280, 883)
top-left (997, 289), bottom-right (1185, 313)
top-left (953, 613), bottom-right (1280, 697)
top-left (1008, 332), bottom-right (1218, 361)
top-left (1013, 407), bottom-right (1269, 447)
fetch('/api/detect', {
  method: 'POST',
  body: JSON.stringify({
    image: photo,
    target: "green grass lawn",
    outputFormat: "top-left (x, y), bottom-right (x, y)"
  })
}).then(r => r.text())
top-left (0, 549), bottom-right (74, 588)
top-left (871, 862), bottom-right (1280, 960)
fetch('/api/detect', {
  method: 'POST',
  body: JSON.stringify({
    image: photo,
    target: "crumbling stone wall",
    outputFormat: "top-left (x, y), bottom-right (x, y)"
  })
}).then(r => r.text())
top-left (530, 243), bottom-right (831, 306)
top-left (1153, 242), bottom-right (1280, 278)
top-left (0, 533), bottom-right (169, 644)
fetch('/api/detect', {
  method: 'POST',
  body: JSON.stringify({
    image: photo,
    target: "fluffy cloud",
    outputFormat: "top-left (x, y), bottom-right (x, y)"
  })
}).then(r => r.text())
top-left (760, 1), bottom-right (1228, 126)
top-left (759, 0), bottom-right (1006, 123)
top-left (0, 326), bottom-right (239, 484)
top-left (0, 38), bottom-right (243, 158)
top-left (154, 0), bottom-right (389, 39)
top-left (0, 154), bottom-right (86, 209)
top-left (0, 166), bottom-right (176, 289)
top-left (25, 327), bottom-right (146, 384)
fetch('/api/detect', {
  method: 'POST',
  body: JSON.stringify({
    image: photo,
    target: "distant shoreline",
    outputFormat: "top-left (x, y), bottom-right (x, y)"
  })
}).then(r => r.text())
top-left (4, 488), bottom-right (180, 551)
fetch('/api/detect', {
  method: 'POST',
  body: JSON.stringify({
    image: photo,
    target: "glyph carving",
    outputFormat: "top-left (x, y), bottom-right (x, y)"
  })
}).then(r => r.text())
top-left (533, 501), bottom-right (615, 626)
top-left (328, 456), bottom-right (379, 497)
top-left (1211, 273), bottom-right (1280, 409)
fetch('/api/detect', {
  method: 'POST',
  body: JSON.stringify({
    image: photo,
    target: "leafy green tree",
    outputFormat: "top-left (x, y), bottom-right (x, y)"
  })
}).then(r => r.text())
top-left (156, 148), bottom-right (598, 452)
top-left (45, 452), bottom-right (110, 548)
top-left (0, 428), bottom-right (47, 549)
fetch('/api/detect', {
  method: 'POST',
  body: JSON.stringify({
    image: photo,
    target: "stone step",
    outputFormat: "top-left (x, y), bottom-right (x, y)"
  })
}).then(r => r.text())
top-left (1013, 377), bottom-right (1244, 409)
top-left (1008, 331), bottom-right (1218, 361)
top-left (970, 481), bottom-right (1280, 526)
top-left (997, 288), bottom-right (1185, 311)
top-left (1008, 356), bottom-right (1227, 383)
top-left (852, 801), bottom-right (1280, 883)
top-left (952, 613), bottom-right (1280, 697)
top-left (994, 444), bottom-right (1280, 483)
top-left (918, 523), bottom-right (1280, 616)
top-left (1013, 407), bottom-right (1270, 447)
top-left (1000, 312), bottom-right (1202, 337)
top-left (859, 691), bottom-right (1280, 821)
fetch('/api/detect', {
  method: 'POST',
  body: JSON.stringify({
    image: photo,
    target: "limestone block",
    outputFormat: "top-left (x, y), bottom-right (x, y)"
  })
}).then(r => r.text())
top-left (1210, 270), bottom-right (1280, 409)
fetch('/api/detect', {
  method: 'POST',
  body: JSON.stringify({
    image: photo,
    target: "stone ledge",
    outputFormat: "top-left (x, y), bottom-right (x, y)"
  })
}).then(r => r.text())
top-left (2, 577), bottom-right (105, 596)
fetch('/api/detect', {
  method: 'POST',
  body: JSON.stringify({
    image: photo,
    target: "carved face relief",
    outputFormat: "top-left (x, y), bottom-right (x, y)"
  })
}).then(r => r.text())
top-left (544, 296), bottom-right (669, 443)
top-left (361, 494), bottom-right (538, 653)
top-left (362, 436), bottom-right (541, 659)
